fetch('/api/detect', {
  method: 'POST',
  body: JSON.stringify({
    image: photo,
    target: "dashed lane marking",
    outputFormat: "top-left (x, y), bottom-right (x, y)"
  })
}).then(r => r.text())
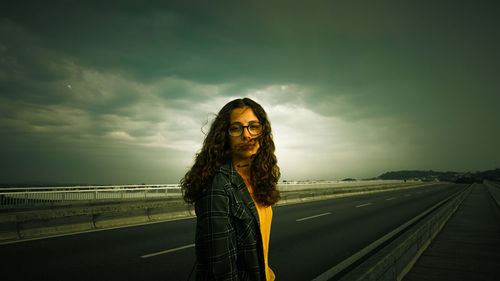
top-left (141, 243), bottom-right (195, 258)
top-left (386, 197), bottom-right (397, 201)
top-left (355, 203), bottom-right (373, 208)
top-left (296, 212), bottom-right (332, 222)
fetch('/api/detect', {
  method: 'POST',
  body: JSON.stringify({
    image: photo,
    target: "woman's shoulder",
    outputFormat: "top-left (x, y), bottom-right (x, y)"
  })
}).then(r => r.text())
top-left (211, 161), bottom-right (235, 185)
top-left (209, 171), bottom-right (232, 191)
top-left (195, 166), bottom-right (234, 210)
top-left (205, 161), bottom-right (245, 194)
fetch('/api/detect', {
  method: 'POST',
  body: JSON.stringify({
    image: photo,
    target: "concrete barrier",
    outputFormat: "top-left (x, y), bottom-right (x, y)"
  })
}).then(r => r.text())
top-left (0, 199), bottom-right (195, 243)
top-left (336, 184), bottom-right (473, 281)
top-left (0, 181), bottom-right (440, 243)
top-left (0, 214), bottom-right (19, 241)
top-left (278, 182), bottom-right (438, 206)
top-left (94, 209), bottom-right (149, 229)
top-left (484, 180), bottom-right (500, 207)
top-left (148, 205), bottom-right (194, 221)
top-left (19, 214), bottom-right (94, 239)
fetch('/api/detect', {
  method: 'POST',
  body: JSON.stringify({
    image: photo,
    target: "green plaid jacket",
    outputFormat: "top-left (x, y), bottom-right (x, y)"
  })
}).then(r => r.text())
top-left (194, 161), bottom-right (267, 281)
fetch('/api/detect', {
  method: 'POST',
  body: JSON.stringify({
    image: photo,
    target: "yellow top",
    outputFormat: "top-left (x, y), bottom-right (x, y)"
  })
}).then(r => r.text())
top-left (246, 183), bottom-right (275, 281)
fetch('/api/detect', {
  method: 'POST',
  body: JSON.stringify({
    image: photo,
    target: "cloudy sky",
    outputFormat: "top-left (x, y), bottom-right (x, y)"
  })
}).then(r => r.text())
top-left (1, 1), bottom-right (499, 185)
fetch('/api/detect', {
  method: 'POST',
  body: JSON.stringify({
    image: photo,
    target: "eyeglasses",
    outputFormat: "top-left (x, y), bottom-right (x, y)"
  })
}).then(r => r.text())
top-left (228, 121), bottom-right (263, 137)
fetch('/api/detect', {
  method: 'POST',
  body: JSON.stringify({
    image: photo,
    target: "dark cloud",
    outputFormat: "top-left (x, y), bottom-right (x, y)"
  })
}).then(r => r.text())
top-left (3, 1), bottom-right (499, 92)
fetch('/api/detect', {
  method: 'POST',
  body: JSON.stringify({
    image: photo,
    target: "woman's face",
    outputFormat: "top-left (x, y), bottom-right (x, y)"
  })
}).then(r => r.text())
top-left (229, 106), bottom-right (261, 161)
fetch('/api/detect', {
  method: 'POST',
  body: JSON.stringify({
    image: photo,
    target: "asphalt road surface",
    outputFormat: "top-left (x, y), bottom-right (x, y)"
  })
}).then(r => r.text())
top-left (1, 183), bottom-right (466, 281)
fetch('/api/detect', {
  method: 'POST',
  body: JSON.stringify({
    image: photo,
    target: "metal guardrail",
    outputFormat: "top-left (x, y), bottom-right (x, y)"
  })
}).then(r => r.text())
top-left (277, 180), bottom-right (406, 191)
top-left (0, 184), bottom-right (182, 208)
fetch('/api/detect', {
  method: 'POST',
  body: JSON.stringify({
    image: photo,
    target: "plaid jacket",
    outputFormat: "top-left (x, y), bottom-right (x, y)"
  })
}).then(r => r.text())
top-left (194, 161), bottom-right (266, 281)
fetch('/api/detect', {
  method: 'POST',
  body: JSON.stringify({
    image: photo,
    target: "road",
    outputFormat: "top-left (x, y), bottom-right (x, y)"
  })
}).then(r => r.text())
top-left (1, 183), bottom-right (466, 281)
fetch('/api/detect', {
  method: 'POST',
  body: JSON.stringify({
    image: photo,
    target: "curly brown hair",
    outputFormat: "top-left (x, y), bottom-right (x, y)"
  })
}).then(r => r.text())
top-left (181, 98), bottom-right (280, 206)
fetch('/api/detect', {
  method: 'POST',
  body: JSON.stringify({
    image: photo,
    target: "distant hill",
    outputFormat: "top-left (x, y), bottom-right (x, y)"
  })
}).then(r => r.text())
top-left (378, 170), bottom-right (460, 181)
top-left (455, 168), bottom-right (500, 183)
top-left (475, 168), bottom-right (500, 180)
top-left (341, 178), bottom-right (357, 181)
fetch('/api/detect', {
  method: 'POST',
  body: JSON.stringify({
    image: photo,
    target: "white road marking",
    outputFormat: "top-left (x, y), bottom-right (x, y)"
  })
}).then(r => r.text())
top-left (355, 203), bottom-right (373, 208)
top-left (296, 212), bottom-right (331, 222)
top-left (404, 194), bottom-right (411, 197)
top-left (141, 243), bottom-right (195, 258)
top-left (386, 197), bottom-right (396, 201)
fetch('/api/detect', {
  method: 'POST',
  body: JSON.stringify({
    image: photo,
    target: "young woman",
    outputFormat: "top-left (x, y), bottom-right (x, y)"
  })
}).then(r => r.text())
top-left (181, 98), bottom-right (280, 281)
